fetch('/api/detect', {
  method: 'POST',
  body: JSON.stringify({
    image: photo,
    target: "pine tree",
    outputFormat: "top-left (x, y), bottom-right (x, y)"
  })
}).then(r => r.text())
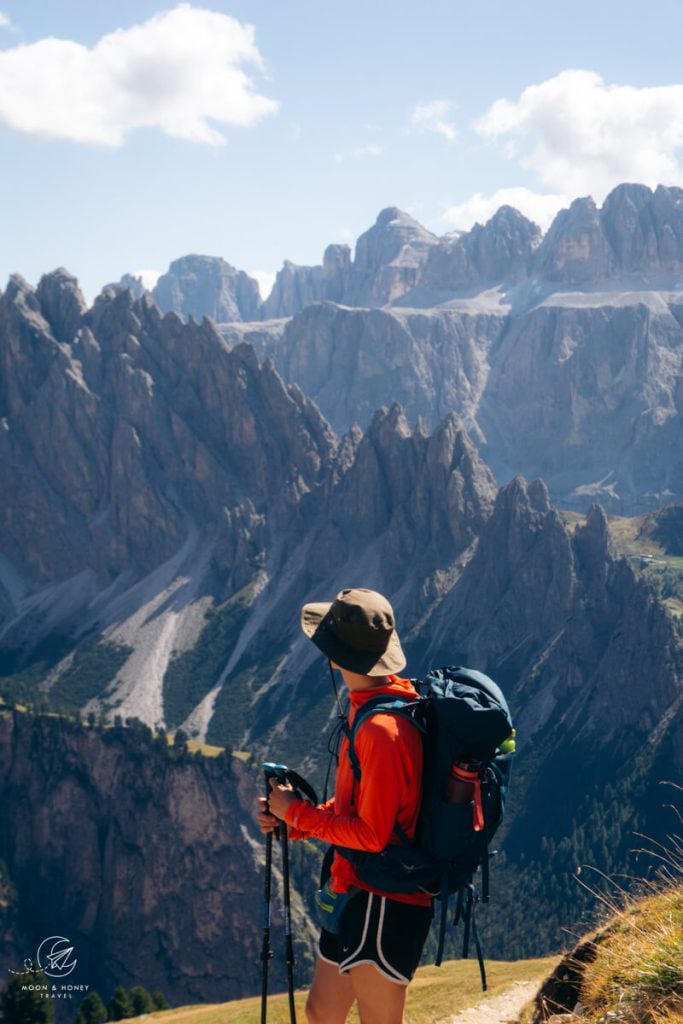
top-left (173, 729), bottom-right (188, 752)
top-left (152, 991), bottom-right (170, 1010)
top-left (107, 984), bottom-right (133, 1020)
top-left (76, 990), bottom-right (108, 1023)
top-left (129, 986), bottom-right (155, 1015)
top-left (0, 968), bottom-right (55, 1023)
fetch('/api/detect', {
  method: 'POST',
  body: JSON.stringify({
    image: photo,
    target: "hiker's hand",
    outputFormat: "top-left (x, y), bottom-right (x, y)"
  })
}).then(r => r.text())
top-left (256, 796), bottom-right (280, 834)
top-left (267, 778), bottom-right (298, 820)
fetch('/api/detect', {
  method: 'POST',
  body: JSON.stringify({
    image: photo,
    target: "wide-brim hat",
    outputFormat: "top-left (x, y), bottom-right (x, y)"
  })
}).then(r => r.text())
top-left (300, 587), bottom-right (406, 676)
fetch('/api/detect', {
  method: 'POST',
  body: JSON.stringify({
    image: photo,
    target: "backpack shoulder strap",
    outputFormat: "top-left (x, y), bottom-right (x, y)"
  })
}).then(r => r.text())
top-left (346, 695), bottom-right (420, 782)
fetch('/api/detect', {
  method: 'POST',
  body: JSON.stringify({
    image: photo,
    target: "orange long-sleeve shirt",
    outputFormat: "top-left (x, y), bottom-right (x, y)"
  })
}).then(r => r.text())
top-left (283, 676), bottom-right (432, 907)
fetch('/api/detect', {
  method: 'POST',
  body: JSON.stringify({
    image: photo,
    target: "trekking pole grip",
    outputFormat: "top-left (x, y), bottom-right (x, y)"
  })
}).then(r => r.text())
top-left (263, 762), bottom-right (288, 838)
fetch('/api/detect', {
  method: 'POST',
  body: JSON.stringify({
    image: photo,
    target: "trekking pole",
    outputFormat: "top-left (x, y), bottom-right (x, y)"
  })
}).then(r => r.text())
top-left (280, 822), bottom-right (297, 1024)
top-left (262, 763), bottom-right (297, 1024)
top-left (260, 771), bottom-right (275, 1024)
top-left (260, 764), bottom-right (317, 1024)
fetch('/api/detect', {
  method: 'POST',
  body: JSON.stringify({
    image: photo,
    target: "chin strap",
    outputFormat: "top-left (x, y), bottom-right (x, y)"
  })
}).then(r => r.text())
top-left (323, 660), bottom-right (349, 802)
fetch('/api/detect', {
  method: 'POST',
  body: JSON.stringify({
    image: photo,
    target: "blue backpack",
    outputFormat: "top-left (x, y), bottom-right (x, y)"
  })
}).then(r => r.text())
top-left (335, 666), bottom-right (514, 985)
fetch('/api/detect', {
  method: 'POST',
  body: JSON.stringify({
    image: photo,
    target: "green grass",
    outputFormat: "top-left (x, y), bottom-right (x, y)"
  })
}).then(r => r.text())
top-left (185, 738), bottom-right (226, 758)
top-left (138, 957), bottom-right (559, 1024)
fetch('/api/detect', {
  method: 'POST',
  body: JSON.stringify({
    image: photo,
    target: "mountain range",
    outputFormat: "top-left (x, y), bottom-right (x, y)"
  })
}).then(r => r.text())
top-left (123, 183), bottom-right (683, 321)
top-left (0, 182), bottom-right (681, 1010)
top-left (116, 182), bottom-right (683, 512)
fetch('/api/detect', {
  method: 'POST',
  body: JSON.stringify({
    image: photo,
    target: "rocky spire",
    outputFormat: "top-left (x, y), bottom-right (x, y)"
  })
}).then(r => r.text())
top-left (152, 254), bottom-right (262, 323)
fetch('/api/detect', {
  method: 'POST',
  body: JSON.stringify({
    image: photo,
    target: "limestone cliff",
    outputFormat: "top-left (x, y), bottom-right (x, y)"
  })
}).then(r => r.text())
top-left (265, 301), bottom-right (506, 439)
top-left (424, 478), bottom-right (681, 742)
top-left (0, 710), bottom-right (317, 1010)
top-left (418, 205), bottom-right (541, 297)
top-left (0, 272), bottom-right (335, 589)
top-left (262, 245), bottom-right (351, 319)
top-left (151, 255), bottom-right (262, 323)
top-left (478, 295), bottom-right (683, 508)
top-left (256, 288), bottom-right (683, 510)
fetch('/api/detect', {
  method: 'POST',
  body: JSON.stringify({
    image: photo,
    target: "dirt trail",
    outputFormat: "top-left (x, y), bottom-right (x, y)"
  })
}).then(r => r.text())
top-left (444, 979), bottom-right (538, 1024)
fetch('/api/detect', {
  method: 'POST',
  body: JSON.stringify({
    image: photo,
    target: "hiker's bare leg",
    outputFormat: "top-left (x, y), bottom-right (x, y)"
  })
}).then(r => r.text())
top-left (306, 955), bottom-right (355, 1024)
top-left (348, 963), bottom-right (408, 1024)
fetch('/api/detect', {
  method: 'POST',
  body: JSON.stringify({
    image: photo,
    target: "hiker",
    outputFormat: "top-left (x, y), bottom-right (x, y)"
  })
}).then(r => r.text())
top-left (257, 588), bottom-right (433, 1024)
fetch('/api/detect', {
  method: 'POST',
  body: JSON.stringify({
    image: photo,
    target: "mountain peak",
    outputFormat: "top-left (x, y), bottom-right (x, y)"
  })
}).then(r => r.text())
top-left (487, 204), bottom-right (540, 232)
top-left (3, 273), bottom-right (37, 305)
top-left (375, 206), bottom-right (423, 228)
top-left (536, 194), bottom-right (613, 283)
top-left (151, 255), bottom-right (262, 324)
top-left (367, 401), bottom-right (412, 440)
top-left (573, 502), bottom-right (617, 567)
top-left (36, 268), bottom-right (87, 344)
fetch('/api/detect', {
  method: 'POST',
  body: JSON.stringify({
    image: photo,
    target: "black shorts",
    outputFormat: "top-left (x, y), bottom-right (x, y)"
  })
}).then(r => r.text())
top-left (318, 890), bottom-right (433, 985)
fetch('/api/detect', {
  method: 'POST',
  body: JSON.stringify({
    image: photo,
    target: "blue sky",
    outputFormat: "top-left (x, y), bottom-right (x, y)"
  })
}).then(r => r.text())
top-left (1, 1), bottom-right (683, 302)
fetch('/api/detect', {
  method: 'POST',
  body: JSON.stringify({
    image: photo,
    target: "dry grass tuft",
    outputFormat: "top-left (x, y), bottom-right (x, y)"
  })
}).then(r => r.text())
top-left (576, 789), bottom-right (683, 1024)
top-left (580, 886), bottom-right (683, 1024)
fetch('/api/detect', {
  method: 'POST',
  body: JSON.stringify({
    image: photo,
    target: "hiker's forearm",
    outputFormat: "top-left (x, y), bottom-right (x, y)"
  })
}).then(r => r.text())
top-left (280, 796), bottom-right (335, 840)
top-left (283, 799), bottom-right (392, 851)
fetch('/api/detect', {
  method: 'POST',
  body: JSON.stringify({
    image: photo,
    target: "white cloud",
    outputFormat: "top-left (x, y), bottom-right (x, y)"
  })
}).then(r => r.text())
top-left (334, 144), bottom-right (383, 163)
top-left (475, 69), bottom-right (683, 199)
top-left (442, 187), bottom-right (571, 233)
top-left (409, 99), bottom-right (457, 141)
top-left (0, 13), bottom-right (11, 29)
top-left (0, 3), bottom-right (278, 146)
top-left (250, 269), bottom-right (276, 301)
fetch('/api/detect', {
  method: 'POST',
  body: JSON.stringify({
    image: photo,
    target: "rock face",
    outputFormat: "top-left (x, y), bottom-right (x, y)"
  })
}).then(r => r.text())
top-left (0, 272), bottom-right (336, 691)
top-left (343, 207), bottom-right (439, 305)
top-left (0, 711), bottom-right (316, 1010)
top-left (218, 187), bottom-right (683, 514)
top-left (262, 209), bottom-right (439, 316)
top-left (535, 197), bottom-right (615, 284)
top-left (257, 289), bottom-right (683, 510)
top-left (112, 184), bottom-right (683, 325)
top-left (266, 301), bottom-right (506, 439)
top-left (529, 184), bottom-right (683, 285)
top-left (419, 205), bottom-right (541, 296)
top-left (478, 296), bottom-right (683, 507)
top-left (152, 255), bottom-right (262, 323)
top-left (426, 478), bottom-right (680, 739)
top-left (261, 244), bottom-right (352, 319)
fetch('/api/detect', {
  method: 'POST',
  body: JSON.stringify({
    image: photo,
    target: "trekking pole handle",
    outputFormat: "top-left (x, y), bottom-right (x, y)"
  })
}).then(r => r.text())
top-left (263, 762), bottom-right (290, 788)
top-left (262, 763), bottom-right (319, 805)
top-left (263, 763), bottom-right (288, 838)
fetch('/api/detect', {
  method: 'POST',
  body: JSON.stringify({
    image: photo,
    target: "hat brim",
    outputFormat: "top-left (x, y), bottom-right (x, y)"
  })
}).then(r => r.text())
top-left (300, 602), bottom-right (407, 677)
